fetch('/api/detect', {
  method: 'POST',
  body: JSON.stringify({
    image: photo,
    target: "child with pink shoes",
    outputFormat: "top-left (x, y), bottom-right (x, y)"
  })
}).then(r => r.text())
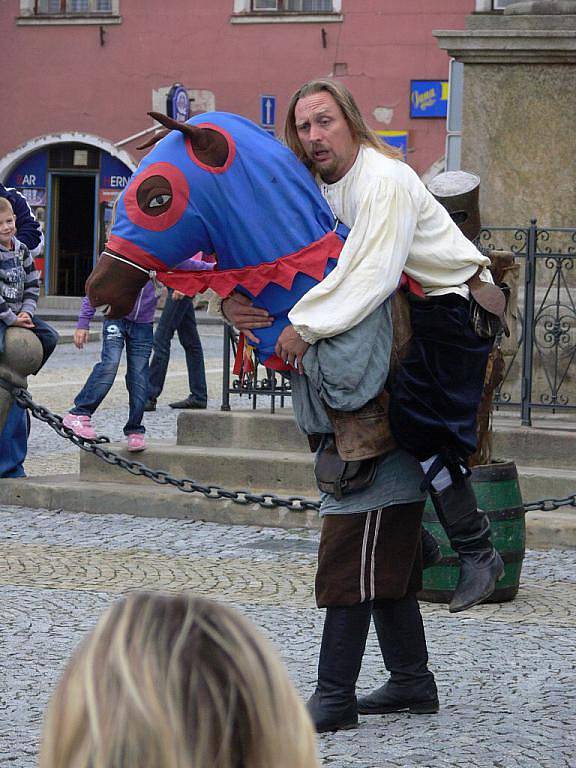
top-left (63, 281), bottom-right (157, 452)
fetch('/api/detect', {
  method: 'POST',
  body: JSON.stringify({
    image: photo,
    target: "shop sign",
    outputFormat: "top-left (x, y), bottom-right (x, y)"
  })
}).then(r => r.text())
top-left (410, 80), bottom-right (449, 119)
top-left (376, 130), bottom-right (408, 161)
top-left (167, 84), bottom-right (191, 123)
top-left (19, 188), bottom-right (46, 207)
top-left (100, 153), bottom-right (132, 203)
top-left (6, 149), bottom-right (48, 190)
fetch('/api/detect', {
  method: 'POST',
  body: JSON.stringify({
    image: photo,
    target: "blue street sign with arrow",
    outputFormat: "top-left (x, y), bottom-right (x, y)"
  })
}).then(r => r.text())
top-left (261, 95), bottom-right (276, 128)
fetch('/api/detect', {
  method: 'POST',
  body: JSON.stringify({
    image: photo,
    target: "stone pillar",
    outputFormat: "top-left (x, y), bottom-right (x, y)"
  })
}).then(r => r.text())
top-left (0, 328), bottom-right (43, 433)
top-left (434, 1), bottom-right (576, 226)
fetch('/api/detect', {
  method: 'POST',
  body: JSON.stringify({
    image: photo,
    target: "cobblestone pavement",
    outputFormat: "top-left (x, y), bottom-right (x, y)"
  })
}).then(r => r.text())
top-left (1, 504), bottom-right (575, 768)
top-left (1, 329), bottom-right (576, 767)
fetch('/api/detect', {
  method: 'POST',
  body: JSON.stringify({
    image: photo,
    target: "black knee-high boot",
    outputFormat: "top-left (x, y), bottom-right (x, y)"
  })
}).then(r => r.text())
top-left (430, 475), bottom-right (504, 612)
top-left (358, 593), bottom-right (439, 715)
top-left (307, 601), bottom-right (373, 733)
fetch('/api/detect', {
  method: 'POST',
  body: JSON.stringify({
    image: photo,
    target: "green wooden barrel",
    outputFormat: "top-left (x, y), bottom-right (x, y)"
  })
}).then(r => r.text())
top-left (419, 461), bottom-right (525, 604)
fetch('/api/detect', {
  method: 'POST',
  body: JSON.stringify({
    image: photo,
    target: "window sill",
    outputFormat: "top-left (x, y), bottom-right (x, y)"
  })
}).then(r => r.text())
top-left (230, 12), bottom-right (342, 24)
top-left (17, 14), bottom-right (122, 26)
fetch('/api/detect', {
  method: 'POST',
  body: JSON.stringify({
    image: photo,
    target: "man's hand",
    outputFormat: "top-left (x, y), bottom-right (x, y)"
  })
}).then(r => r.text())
top-left (172, 290), bottom-right (186, 301)
top-left (275, 324), bottom-right (310, 374)
top-left (13, 312), bottom-right (35, 329)
top-left (222, 291), bottom-right (272, 344)
top-left (74, 329), bottom-right (89, 349)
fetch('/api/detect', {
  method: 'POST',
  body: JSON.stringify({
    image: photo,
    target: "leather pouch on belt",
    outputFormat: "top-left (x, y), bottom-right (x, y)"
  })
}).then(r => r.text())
top-left (324, 389), bottom-right (397, 462)
top-left (319, 290), bottom-right (410, 463)
top-left (314, 435), bottom-right (380, 501)
top-left (467, 271), bottom-right (510, 338)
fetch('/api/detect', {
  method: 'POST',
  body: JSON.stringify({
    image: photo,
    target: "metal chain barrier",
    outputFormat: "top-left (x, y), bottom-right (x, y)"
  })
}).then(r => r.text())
top-left (9, 385), bottom-right (321, 512)
top-left (4, 381), bottom-right (576, 514)
top-left (523, 496), bottom-right (576, 512)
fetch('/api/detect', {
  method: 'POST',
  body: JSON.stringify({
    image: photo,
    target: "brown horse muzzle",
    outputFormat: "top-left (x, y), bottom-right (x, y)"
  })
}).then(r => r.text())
top-left (85, 252), bottom-right (148, 319)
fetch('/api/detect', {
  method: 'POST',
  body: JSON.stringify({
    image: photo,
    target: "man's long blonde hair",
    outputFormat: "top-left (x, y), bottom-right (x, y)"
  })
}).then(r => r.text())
top-left (40, 592), bottom-right (319, 768)
top-left (284, 77), bottom-right (402, 166)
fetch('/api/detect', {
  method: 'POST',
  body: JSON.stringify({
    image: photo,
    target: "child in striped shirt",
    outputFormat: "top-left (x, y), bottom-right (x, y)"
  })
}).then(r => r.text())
top-left (0, 197), bottom-right (58, 369)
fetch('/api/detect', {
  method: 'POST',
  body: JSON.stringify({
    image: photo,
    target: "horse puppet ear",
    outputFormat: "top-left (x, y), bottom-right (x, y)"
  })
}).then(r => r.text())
top-left (136, 128), bottom-right (170, 150)
top-left (144, 111), bottom-right (229, 167)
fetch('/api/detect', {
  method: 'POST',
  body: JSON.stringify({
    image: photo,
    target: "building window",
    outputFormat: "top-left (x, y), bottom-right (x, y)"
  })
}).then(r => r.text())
top-left (35, 0), bottom-right (112, 12)
top-left (474, 0), bottom-right (517, 9)
top-left (253, 0), bottom-right (334, 10)
top-left (232, 0), bottom-right (342, 23)
top-left (18, 0), bottom-right (121, 24)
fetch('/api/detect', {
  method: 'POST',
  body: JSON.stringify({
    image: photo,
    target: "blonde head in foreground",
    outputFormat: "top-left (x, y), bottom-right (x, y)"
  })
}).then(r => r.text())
top-left (40, 592), bottom-right (319, 768)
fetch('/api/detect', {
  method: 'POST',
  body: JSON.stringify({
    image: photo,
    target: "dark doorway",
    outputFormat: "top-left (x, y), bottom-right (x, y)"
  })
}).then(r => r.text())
top-left (50, 175), bottom-right (95, 296)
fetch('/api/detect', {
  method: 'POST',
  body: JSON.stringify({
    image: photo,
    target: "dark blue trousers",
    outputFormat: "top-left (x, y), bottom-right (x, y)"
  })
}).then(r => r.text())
top-left (147, 291), bottom-right (207, 405)
top-left (0, 403), bottom-right (28, 478)
top-left (389, 294), bottom-right (493, 462)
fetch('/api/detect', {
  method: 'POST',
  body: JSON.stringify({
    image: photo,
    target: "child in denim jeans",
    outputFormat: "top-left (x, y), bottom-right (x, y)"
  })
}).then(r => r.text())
top-left (63, 281), bottom-right (157, 452)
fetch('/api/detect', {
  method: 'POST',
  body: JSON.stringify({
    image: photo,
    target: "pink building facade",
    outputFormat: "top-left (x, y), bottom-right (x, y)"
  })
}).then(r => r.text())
top-left (2, 0), bottom-right (477, 296)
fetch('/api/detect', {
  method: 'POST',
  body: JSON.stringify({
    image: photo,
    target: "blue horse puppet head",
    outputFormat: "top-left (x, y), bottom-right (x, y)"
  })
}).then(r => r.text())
top-left (86, 111), bottom-right (348, 369)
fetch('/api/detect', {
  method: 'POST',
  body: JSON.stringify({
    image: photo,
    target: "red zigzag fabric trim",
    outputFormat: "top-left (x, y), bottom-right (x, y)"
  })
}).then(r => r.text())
top-left (106, 232), bottom-right (344, 298)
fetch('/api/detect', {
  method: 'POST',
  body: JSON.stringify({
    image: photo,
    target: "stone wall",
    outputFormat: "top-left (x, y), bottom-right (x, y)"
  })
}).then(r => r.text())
top-left (434, 3), bottom-right (576, 228)
top-left (462, 64), bottom-right (576, 227)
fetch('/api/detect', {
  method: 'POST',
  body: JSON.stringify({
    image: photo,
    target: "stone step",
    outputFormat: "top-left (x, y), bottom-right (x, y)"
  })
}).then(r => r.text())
top-left (176, 412), bottom-right (576, 469)
top-left (80, 442), bottom-right (317, 494)
top-left (1, 474), bottom-right (574, 548)
top-left (514, 465), bottom-right (576, 506)
top-left (35, 304), bottom-right (222, 325)
top-left (77, 438), bottom-right (576, 515)
top-left (177, 410), bottom-right (308, 452)
top-left (37, 295), bottom-right (83, 310)
top-left (492, 426), bottom-right (576, 469)
top-left (0, 475), bottom-right (320, 529)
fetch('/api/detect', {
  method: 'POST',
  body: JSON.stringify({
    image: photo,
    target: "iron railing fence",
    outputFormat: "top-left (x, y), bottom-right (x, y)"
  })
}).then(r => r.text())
top-left (479, 221), bottom-right (576, 425)
top-left (220, 220), bottom-right (576, 426)
top-left (220, 325), bottom-right (292, 413)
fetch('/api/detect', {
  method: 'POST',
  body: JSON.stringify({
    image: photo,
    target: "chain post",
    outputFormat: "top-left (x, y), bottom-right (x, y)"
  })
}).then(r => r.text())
top-left (221, 324), bottom-right (232, 412)
top-left (521, 219), bottom-right (538, 427)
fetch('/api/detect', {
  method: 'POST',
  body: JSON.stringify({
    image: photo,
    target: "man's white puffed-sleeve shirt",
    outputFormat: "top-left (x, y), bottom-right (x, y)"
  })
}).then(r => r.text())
top-left (289, 146), bottom-right (492, 345)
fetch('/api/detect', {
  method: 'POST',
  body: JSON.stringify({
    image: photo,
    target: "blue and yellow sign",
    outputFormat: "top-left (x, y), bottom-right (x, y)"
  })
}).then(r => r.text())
top-left (410, 80), bottom-right (449, 119)
top-left (375, 131), bottom-right (408, 161)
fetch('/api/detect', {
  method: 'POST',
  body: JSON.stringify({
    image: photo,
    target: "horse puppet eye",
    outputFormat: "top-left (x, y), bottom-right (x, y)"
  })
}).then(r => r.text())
top-left (136, 175), bottom-right (173, 216)
top-left (149, 193), bottom-right (172, 208)
top-left (124, 162), bottom-right (189, 231)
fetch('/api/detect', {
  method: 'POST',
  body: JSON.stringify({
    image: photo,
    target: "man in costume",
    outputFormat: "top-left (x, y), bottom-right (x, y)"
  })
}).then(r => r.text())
top-left (84, 100), bottom-right (501, 733)
top-left (225, 79), bottom-right (504, 614)
top-left (85, 109), bottom-right (440, 734)
top-left (222, 79), bottom-right (507, 731)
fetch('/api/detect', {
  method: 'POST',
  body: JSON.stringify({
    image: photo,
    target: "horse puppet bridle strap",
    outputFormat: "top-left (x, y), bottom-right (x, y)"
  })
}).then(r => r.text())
top-left (103, 250), bottom-right (158, 282)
